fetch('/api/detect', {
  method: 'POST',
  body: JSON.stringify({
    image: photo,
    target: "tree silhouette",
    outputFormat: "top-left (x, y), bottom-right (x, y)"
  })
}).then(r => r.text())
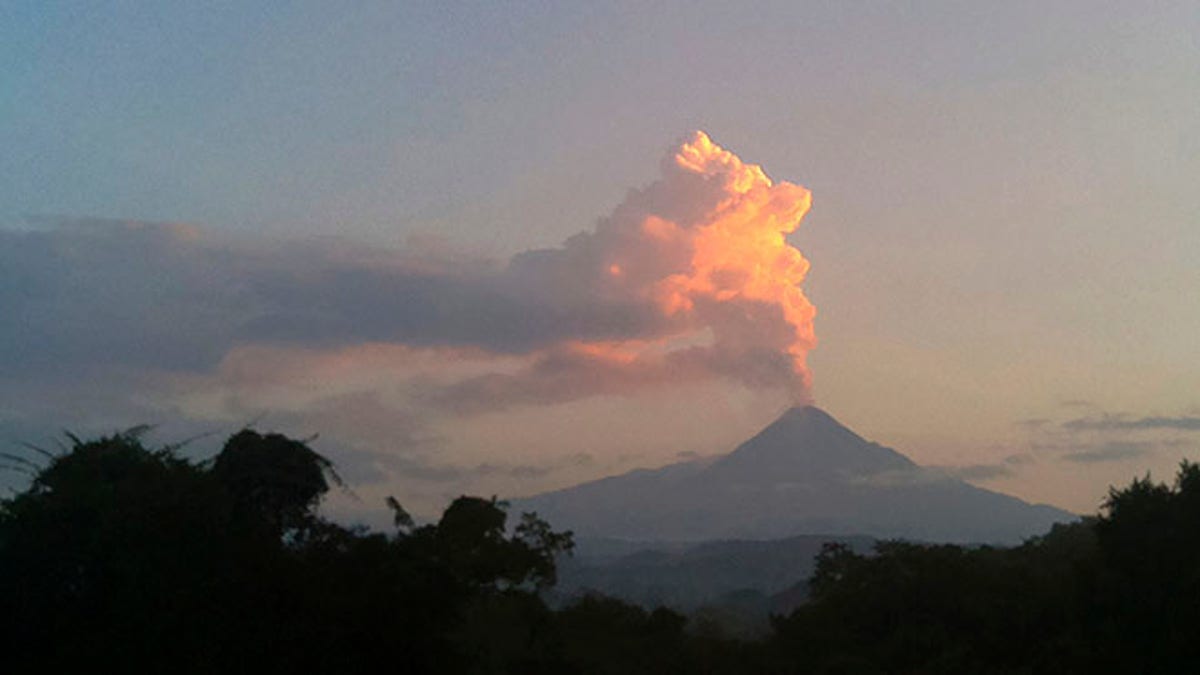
top-left (6, 424), bottom-right (1195, 673)
top-left (0, 430), bottom-right (226, 671)
top-left (211, 429), bottom-right (341, 538)
top-left (0, 428), bottom-right (580, 673)
top-left (1090, 461), bottom-right (1200, 671)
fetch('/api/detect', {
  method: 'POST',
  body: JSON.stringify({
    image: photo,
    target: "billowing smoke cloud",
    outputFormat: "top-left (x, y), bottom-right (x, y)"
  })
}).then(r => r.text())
top-left (486, 131), bottom-right (817, 405)
top-left (0, 132), bottom-right (820, 512)
top-left (0, 132), bottom-right (816, 418)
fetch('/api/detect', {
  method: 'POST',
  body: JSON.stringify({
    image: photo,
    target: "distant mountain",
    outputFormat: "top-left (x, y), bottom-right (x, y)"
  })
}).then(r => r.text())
top-left (518, 406), bottom-right (1075, 544)
top-left (553, 534), bottom-right (875, 613)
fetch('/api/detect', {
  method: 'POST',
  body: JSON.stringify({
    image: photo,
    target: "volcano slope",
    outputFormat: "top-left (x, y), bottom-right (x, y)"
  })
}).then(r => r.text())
top-left (518, 406), bottom-right (1073, 544)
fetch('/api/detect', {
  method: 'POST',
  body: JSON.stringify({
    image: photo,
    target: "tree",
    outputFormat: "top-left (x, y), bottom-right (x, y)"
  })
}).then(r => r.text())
top-left (406, 495), bottom-right (573, 592)
top-left (1090, 461), bottom-right (1200, 671)
top-left (211, 429), bottom-right (341, 538)
top-left (0, 429), bottom-right (226, 671)
top-left (0, 427), bottom-right (579, 674)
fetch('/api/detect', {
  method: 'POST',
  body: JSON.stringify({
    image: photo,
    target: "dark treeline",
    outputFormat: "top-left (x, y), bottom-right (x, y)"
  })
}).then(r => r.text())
top-left (2, 429), bottom-right (1198, 673)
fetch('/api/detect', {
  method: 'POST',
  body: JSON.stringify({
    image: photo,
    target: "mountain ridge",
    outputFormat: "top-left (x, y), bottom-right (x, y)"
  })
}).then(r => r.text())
top-left (517, 406), bottom-right (1074, 544)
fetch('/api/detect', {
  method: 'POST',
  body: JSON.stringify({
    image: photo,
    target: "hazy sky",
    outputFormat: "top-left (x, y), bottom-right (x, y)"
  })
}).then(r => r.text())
top-left (2, 2), bottom-right (1198, 519)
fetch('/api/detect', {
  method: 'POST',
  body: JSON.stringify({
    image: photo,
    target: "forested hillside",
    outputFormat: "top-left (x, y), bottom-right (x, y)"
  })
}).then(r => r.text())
top-left (2, 429), bottom-right (1197, 673)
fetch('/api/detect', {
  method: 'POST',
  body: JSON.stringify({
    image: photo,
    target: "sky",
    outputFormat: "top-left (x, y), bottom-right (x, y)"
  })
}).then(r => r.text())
top-left (2, 1), bottom-right (1198, 520)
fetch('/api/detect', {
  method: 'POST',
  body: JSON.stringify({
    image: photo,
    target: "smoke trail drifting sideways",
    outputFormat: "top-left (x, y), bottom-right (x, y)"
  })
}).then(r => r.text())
top-left (0, 133), bottom-right (817, 416)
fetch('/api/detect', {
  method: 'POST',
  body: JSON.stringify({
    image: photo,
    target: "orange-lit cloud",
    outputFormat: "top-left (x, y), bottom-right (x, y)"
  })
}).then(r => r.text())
top-left (0, 134), bottom-right (818, 507)
top-left (0, 133), bottom-right (816, 418)
top-left (478, 130), bottom-right (817, 407)
top-left (654, 131), bottom-right (815, 394)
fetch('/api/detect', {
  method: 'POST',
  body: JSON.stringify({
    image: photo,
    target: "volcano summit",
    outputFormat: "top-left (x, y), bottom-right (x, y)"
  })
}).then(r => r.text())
top-left (518, 407), bottom-right (1073, 544)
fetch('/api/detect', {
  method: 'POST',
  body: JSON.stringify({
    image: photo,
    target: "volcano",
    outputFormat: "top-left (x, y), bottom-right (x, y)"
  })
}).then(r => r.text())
top-left (517, 406), bottom-right (1074, 544)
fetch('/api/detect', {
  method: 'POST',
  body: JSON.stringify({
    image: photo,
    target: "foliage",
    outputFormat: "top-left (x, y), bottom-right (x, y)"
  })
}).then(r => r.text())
top-left (1090, 462), bottom-right (1200, 671)
top-left (0, 429), bottom-right (580, 673)
top-left (768, 462), bottom-right (1200, 674)
top-left (211, 429), bottom-right (340, 537)
top-left (3, 428), bottom-right (1199, 674)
